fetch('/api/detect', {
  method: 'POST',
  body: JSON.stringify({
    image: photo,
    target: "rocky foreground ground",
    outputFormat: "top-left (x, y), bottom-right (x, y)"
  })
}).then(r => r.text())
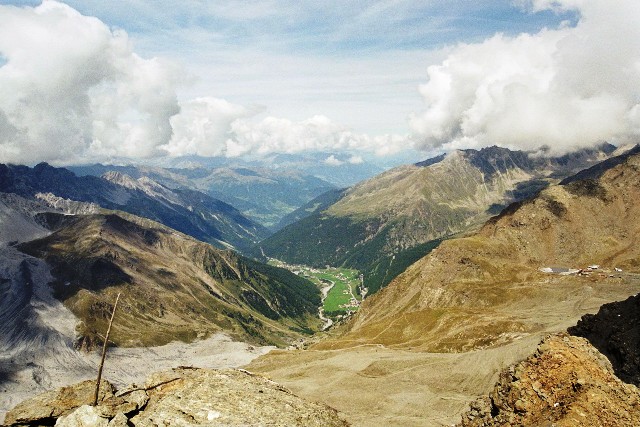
top-left (458, 333), bottom-right (640, 426)
top-left (4, 367), bottom-right (348, 426)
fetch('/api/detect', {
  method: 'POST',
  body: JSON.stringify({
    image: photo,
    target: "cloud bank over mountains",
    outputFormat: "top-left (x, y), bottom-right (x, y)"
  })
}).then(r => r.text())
top-left (410, 0), bottom-right (640, 155)
top-left (0, 0), bottom-right (638, 165)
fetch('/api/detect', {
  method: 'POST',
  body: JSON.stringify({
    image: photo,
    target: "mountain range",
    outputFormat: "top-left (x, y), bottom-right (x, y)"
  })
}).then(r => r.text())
top-left (0, 162), bottom-right (268, 252)
top-left (257, 143), bottom-right (617, 294)
top-left (3, 144), bottom-right (640, 426)
top-left (70, 163), bottom-right (338, 230)
top-left (156, 152), bottom-right (385, 188)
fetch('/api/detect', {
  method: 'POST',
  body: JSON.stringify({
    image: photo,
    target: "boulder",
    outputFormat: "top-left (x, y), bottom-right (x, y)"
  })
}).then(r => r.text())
top-left (55, 405), bottom-right (109, 427)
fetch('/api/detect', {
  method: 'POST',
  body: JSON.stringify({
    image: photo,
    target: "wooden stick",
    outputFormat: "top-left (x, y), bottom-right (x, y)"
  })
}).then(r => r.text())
top-left (93, 292), bottom-right (121, 406)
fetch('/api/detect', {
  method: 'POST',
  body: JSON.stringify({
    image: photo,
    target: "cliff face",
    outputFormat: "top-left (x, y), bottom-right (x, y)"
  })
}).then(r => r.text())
top-left (5, 367), bottom-right (349, 427)
top-left (569, 293), bottom-right (640, 387)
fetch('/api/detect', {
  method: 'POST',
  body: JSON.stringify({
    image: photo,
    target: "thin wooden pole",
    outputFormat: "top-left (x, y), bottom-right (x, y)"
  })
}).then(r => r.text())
top-left (93, 292), bottom-right (121, 406)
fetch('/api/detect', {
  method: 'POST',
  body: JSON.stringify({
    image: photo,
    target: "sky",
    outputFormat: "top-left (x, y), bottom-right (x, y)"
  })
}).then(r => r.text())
top-left (0, 0), bottom-right (639, 166)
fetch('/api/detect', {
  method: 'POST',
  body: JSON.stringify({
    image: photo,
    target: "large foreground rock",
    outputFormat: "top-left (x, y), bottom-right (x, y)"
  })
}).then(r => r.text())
top-left (458, 334), bottom-right (640, 426)
top-left (4, 379), bottom-right (114, 426)
top-left (5, 367), bottom-right (349, 426)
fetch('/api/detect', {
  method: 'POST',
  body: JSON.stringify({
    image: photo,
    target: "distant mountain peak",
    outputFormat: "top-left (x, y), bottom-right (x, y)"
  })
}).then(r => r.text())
top-left (102, 170), bottom-right (138, 189)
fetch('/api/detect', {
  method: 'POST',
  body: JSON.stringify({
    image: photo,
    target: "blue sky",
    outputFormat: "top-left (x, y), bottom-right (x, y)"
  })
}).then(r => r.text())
top-left (48, 1), bottom-right (571, 52)
top-left (21, 1), bottom-right (572, 135)
top-left (2, 1), bottom-right (638, 165)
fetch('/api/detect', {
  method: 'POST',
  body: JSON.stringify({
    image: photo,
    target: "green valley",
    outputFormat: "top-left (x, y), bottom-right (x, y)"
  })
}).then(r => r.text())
top-left (269, 260), bottom-right (365, 320)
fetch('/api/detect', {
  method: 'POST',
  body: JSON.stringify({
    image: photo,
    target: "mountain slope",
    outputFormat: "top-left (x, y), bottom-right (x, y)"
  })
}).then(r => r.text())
top-left (192, 167), bottom-right (336, 229)
top-left (0, 163), bottom-right (268, 252)
top-left (315, 148), bottom-right (640, 351)
top-left (274, 188), bottom-right (346, 231)
top-left (259, 144), bottom-right (615, 293)
top-left (246, 150), bottom-right (640, 426)
top-left (17, 211), bottom-right (321, 348)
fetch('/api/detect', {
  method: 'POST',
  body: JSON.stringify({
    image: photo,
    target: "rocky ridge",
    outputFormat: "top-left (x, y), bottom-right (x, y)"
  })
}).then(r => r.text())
top-left (5, 367), bottom-right (349, 427)
top-left (0, 163), bottom-right (268, 252)
top-left (70, 163), bottom-right (338, 230)
top-left (457, 333), bottom-right (640, 426)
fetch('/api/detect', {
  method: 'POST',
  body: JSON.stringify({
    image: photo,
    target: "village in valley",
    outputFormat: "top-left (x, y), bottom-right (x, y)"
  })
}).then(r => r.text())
top-left (268, 259), bottom-right (368, 326)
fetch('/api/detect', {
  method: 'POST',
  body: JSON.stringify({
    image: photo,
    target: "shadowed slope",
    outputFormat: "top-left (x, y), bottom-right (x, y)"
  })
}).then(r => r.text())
top-left (18, 212), bottom-right (321, 349)
top-left (0, 163), bottom-right (268, 252)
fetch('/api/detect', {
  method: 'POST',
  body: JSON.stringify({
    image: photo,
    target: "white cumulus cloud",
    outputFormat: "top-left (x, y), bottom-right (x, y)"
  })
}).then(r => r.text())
top-left (222, 115), bottom-right (409, 158)
top-left (348, 155), bottom-right (364, 164)
top-left (0, 1), bottom-right (182, 164)
top-left (324, 155), bottom-right (344, 166)
top-left (0, 1), bottom-right (410, 165)
top-left (163, 97), bottom-right (261, 158)
top-left (410, 0), bottom-right (640, 155)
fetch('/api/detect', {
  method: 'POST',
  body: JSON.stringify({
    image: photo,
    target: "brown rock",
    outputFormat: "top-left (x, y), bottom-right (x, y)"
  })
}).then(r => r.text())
top-left (457, 333), bottom-right (640, 426)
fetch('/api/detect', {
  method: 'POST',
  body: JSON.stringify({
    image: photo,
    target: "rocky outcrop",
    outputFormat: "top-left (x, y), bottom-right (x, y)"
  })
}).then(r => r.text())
top-left (4, 379), bottom-right (114, 425)
top-left (457, 334), bottom-right (640, 426)
top-left (4, 367), bottom-right (349, 426)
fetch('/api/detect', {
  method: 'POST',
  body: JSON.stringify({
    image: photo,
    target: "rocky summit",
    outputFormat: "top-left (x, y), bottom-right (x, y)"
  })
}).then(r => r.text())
top-left (4, 367), bottom-right (349, 426)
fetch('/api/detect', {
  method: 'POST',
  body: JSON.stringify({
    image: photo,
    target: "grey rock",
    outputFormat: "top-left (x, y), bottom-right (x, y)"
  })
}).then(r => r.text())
top-left (107, 412), bottom-right (130, 427)
top-left (55, 405), bottom-right (109, 427)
